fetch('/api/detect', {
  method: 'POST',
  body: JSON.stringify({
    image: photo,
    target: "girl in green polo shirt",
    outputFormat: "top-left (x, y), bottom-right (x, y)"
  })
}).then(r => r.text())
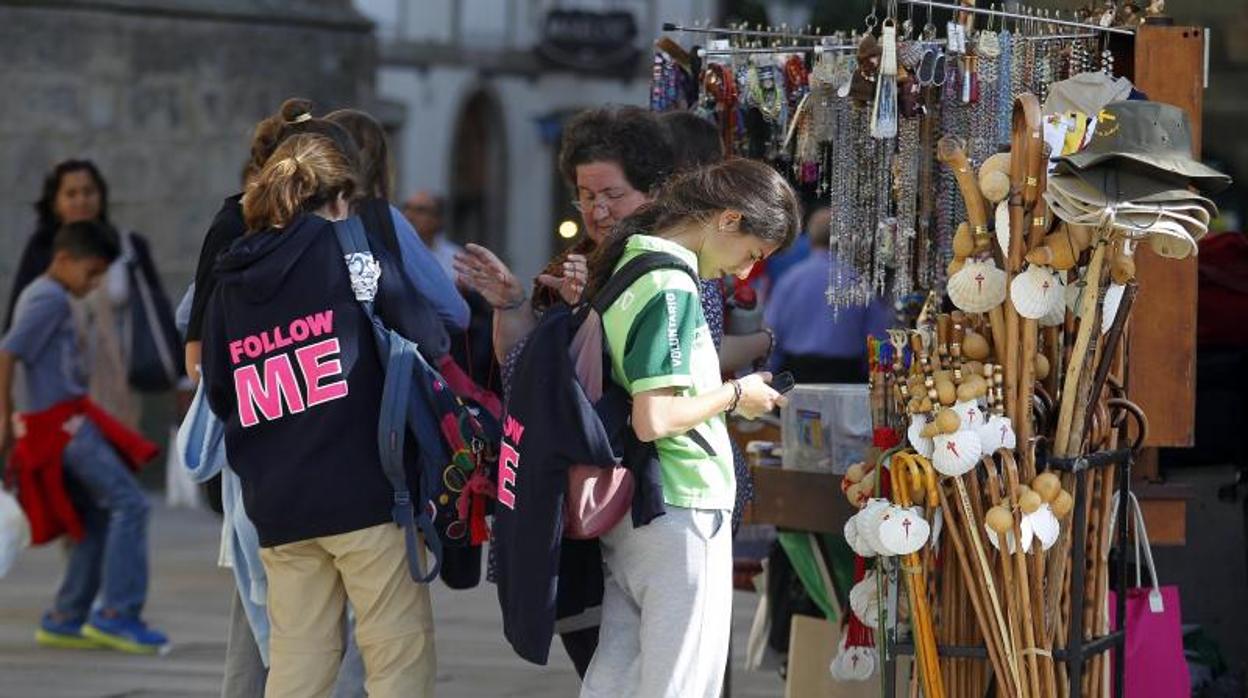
top-left (579, 159), bottom-right (799, 698)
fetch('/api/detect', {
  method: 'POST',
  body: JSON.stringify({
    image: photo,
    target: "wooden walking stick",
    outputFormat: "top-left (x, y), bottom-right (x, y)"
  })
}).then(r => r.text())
top-left (937, 480), bottom-right (1016, 697)
top-left (891, 455), bottom-right (946, 698)
top-left (985, 459), bottom-right (1032, 698)
top-left (1003, 451), bottom-right (1057, 697)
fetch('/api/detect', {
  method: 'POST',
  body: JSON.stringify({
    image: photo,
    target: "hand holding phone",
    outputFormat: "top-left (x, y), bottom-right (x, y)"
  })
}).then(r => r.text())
top-left (771, 371), bottom-right (796, 395)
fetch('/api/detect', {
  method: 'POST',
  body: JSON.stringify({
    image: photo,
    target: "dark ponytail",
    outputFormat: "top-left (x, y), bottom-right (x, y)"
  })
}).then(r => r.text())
top-left (585, 158), bottom-right (800, 299)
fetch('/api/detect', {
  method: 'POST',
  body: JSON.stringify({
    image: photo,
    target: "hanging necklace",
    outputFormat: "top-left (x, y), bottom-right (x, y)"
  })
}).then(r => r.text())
top-left (747, 62), bottom-right (784, 123)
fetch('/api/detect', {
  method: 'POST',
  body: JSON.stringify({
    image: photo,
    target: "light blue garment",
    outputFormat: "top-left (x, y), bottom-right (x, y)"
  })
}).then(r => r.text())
top-left (175, 282), bottom-right (194, 339)
top-left (0, 276), bottom-right (88, 411)
top-left (388, 204), bottom-right (470, 331)
top-left (177, 378), bottom-right (270, 666)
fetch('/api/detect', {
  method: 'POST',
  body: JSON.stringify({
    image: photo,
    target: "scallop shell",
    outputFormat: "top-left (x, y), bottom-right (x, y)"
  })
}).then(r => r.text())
top-left (876, 505), bottom-right (931, 555)
top-left (855, 499), bottom-right (892, 557)
top-left (1010, 265), bottom-right (1063, 320)
top-left (1027, 504), bottom-right (1061, 551)
top-left (995, 201), bottom-right (1011, 256)
top-left (953, 399), bottom-right (985, 431)
top-left (829, 636), bottom-right (851, 680)
top-left (1039, 290), bottom-right (1067, 327)
top-left (844, 646), bottom-right (877, 680)
top-left (844, 516), bottom-right (870, 557)
top-left (907, 414), bottom-right (934, 457)
top-left (976, 414), bottom-right (1017, 453)
top-left (948, 260), bottom-right (1008, 313)
top-left (850, 573), bottom-right (881, 628)
top-left (984, 514), bottom-right (1034, 554)
top-left (1102, 283), bottom-right (1126, 335)
top-left (932, 430), bottom-right (983, 477)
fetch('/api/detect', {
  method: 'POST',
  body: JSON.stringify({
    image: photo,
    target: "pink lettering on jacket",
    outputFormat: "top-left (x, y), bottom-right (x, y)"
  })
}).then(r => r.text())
top-left (229, 310), bottom-right (349, 428)
top-left (235, 354), bottom-right (307, 428)
top-left (296, 338), bottom-right (349, 407)
top-left (497, 415), bottom-right (526, 509)
top-left (229, 310), bottom-right (334, 365)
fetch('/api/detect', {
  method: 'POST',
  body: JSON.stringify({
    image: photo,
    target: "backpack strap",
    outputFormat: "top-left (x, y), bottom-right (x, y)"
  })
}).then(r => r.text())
top-left (331, 217), bottom-right (442, 584)
top-left (357, 198), bottom-right (402, 260)
top-left (589, 251), bottom-right (700, 315)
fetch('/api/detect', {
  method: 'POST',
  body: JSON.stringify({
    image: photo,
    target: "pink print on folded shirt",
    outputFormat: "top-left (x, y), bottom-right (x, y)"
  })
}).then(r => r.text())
top-left (233, 333), bottom-right (350, 427)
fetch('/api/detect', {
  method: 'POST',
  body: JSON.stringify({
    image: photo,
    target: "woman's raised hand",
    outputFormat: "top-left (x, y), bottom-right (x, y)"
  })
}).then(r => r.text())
top-left (454, 244), bottom-right (525, 309)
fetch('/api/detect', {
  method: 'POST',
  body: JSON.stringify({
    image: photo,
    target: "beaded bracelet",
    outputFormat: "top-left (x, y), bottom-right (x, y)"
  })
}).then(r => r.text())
top-left (726, 379), bottom-right (743, 414)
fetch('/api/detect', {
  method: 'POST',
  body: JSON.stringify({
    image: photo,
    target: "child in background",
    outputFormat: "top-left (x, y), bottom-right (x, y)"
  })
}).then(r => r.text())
top-left (0, 220), bottom-right (169, 654)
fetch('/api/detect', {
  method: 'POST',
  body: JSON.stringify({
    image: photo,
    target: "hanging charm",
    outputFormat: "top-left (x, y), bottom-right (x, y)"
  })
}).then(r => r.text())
top-left (871, 20), bottom-right (899, 139)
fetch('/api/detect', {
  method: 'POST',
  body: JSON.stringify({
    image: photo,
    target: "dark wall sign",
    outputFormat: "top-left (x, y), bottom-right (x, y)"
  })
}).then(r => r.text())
top-left (536, 9), bottom-right (640, 75)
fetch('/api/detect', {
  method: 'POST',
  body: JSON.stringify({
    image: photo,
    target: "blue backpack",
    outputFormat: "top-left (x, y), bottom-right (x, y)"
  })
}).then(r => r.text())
top-left (331, 217), bottom-right (498, 584)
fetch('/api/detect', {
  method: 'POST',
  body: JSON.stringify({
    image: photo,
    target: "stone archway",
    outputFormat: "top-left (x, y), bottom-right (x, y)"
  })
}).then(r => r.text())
top-left (448, 88), bottom-right (508, 254)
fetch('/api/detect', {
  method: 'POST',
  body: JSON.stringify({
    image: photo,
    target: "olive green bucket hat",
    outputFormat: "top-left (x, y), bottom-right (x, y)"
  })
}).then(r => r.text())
top-left (1055, 101), bottom-right (1231, 195)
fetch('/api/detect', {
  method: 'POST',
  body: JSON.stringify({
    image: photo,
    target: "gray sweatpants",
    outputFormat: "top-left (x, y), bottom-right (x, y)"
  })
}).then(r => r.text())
top-left (580, 506), bottom-right (733, 698)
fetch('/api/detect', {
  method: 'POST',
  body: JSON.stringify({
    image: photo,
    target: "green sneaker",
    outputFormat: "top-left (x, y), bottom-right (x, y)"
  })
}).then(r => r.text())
top-left (35, 614), bottom-right (102, 650)
top-left (82, 611), bottom-right (170, 655)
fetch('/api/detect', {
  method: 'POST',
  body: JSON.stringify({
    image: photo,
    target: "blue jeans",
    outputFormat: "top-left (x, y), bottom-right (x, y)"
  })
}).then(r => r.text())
top-left (53, 421), bottom-right (151, 621)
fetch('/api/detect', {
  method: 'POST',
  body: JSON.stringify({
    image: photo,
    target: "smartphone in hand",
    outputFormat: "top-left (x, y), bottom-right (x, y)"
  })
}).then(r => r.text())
top-left (771, 371), bottom-right (796, 395)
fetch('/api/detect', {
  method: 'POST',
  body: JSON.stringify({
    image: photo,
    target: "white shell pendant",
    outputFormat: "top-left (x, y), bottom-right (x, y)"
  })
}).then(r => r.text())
top-left (948, 260), bottom-right (1008, 313)
top-left (953, 399), bottom-right (985, 431)
top-left (995, 201), bottom-right (1011, 257)
top-left (1102, 283), bottom-right (1126, 335)
top-left (976, 414), bottom-right (1017, 453)
top-left (1040, 290), bottom-right (1067, 327)
top-left (877, 505), bottom-right (931, 555)
top-left (1027, 504), bottom-right (1062, 551)
top-left (1010, 265), bottom-right (1063, 319)
top-left (845, 515), bottom-right (876, 558)
top-left (850, 573), bottom-right (881, 628)
top-left (829, 635), bottom-right (851, 680)
top-left (856, 499), bottom-right (892, 557)
top-left (932, 430), bottom-right (983, 477)
top-left (907, 414), bottom-right (934, 457)
top-left (844, 646), bottom-right (877, 680)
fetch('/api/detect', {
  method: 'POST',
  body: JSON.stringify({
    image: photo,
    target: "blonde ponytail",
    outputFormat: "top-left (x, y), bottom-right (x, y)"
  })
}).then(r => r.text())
top-left (242, 134), bottom-right (357, 232)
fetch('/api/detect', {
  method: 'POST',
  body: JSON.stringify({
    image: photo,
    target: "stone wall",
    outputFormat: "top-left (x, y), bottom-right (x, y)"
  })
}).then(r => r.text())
top-left (0, 0), bottom-right (377, 299)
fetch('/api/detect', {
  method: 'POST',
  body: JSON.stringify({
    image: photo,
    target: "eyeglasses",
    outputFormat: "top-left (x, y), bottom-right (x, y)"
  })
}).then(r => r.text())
top-left (571, 188), bottom-right (631, 213)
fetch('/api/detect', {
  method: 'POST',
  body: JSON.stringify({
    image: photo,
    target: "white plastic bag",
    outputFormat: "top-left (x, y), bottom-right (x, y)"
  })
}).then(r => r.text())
top-left (0, 487), bottom-right (31, 578)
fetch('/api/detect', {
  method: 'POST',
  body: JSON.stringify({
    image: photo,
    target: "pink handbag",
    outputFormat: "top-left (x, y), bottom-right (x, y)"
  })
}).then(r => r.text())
top-left (562, 307), bottom-right (633, 540)
top-left (1107, 492), bottom-right (1190, 698)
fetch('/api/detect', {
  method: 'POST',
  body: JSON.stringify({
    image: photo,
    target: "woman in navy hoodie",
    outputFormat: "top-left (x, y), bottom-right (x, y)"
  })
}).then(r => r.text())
top-left (201, 133), bottom-right (435, 698)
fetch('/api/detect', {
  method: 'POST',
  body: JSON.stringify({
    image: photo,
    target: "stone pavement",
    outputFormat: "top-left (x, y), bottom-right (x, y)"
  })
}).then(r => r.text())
top-left (0, 501), bottom-right (787, 697)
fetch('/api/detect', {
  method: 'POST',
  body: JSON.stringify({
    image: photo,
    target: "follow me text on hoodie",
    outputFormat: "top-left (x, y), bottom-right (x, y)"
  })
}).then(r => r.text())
top-left (228, 309), bottom-right (349, 428)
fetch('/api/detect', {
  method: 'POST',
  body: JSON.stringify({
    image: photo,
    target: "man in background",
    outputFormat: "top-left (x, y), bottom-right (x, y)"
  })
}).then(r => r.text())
top-left (402, 191), bottom-right (460, 281)
top-left (764, 206), bottom-right (894, 384)
top-left (403, 190), bottom-right (498, 393)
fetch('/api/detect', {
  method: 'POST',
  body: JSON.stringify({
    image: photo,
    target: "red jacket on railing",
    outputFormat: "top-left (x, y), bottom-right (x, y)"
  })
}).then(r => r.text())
top-left (7, 398), bottom-right (158, 545)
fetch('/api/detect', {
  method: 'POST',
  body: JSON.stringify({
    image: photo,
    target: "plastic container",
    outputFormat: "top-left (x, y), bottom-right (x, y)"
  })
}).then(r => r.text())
top-left (781, 383), bottom-right (872, 474)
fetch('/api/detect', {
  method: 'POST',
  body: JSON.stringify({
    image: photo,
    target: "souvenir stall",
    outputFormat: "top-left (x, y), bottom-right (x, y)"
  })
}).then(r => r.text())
top-left (652, 3), bottom-right (1223, 696)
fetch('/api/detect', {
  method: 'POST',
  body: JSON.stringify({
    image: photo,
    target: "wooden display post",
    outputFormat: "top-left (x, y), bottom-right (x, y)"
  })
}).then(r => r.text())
top-left (1118, 23), bottom-right (1206, 543)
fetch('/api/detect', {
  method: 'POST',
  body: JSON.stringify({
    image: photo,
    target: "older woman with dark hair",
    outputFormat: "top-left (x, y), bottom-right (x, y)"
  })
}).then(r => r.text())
top-left (456, 106), bottom-right (675, 363)
top-left (6, 160), bottom-right (111, 330)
